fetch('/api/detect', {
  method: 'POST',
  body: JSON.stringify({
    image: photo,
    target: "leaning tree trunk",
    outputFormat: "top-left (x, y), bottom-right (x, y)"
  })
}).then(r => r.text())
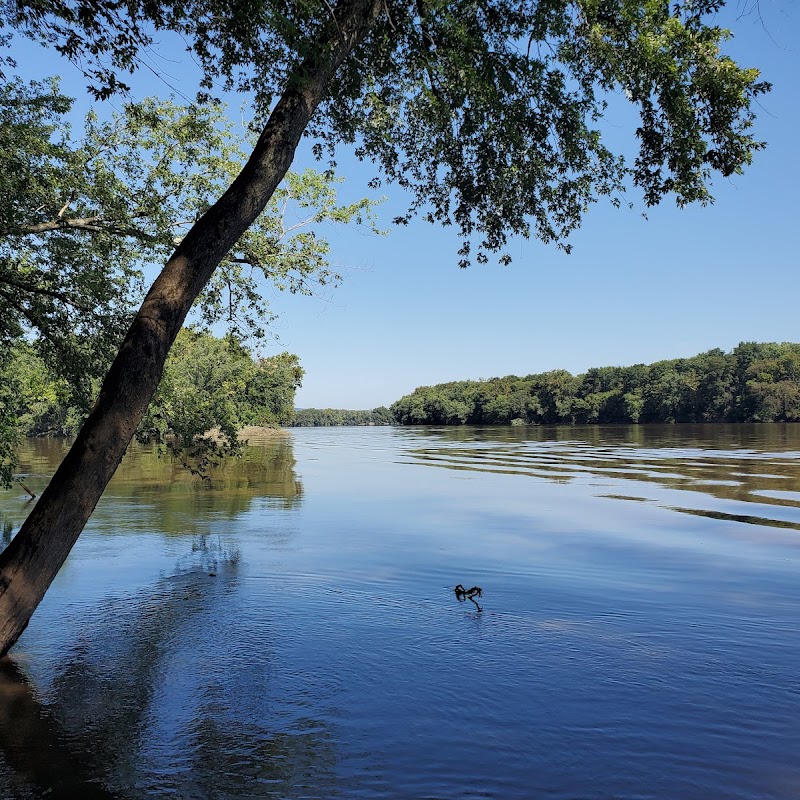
top-left (0, 0), bottom-right (383, 657)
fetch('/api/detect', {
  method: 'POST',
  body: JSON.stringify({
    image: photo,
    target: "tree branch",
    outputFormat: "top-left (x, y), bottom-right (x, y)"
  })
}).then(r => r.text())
top-left (415, 0), bottom-right (444, 103)
top-left (56, 191), bottom-right (76, 219)
top-left (8, 216), bottom-right (103, 235)
top-left (0, 274), bottom-right (93, 312)
top-left (5, 216), bottom-right (169, 244)
top-left (0, 289), bottom-right (67, 349)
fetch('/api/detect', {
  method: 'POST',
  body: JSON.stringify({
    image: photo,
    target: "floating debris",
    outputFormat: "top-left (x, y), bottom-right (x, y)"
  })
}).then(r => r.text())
top-left (14, 477), bottom-right (36, 500)
top-left (454, 584), bottom-right (483, 612)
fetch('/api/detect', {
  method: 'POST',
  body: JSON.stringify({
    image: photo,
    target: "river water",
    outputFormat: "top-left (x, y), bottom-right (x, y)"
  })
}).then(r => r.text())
top-left (1, 424), bottom-right (799, 799)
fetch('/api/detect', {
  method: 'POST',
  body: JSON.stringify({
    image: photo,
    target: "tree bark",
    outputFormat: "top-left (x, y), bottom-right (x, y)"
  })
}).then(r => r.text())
top-left (0, 0), bottom-right (383, 657)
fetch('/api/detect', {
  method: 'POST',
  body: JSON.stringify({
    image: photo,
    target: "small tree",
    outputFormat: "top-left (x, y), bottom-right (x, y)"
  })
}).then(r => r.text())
top-left (136, 330), bottom-right (303, 474)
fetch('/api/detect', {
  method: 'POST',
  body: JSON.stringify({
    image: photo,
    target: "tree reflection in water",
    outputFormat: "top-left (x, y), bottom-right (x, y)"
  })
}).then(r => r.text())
top-left (0, 658), bottom-right (121, 799)
top-left (403, 423), bottom-right (800, 531)
top-left (2, 432), bottom-right (303, 542)
top-left (0, 536), bottom-right (338, 798)
top-left (0, 432), bottom-right (337, 798)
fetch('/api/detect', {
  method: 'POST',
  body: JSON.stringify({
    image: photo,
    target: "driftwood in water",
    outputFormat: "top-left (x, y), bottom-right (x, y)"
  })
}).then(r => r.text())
top-left (454, 584), bottom-right (483, 612)
top-left (15, 479), bottom-right (36, 500)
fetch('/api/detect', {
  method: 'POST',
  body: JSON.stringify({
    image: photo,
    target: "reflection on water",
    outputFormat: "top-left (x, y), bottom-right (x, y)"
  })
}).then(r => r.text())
top-left (0, 530), bottom-right (337, 799)
top-left (3, 432), bottom-right (303, 542)
top-left (0, 425), bottom-right (799, 799)
top-left (0, 659), bottom-right (120, 799)
top-left (401, 424), bottom-right (800, 532)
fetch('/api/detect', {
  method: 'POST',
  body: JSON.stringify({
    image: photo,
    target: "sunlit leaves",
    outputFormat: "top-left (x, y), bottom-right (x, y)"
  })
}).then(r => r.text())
top-left (202, 168), bottom-right (384, 340)
top-left (136, 330), bottom-right (304, 476)
top-left (0, 79), bottom-right (382, 372)
top-left (2, 1), bottom-right (767, 267)
top-left (391, 343), bottom-right (800, 425)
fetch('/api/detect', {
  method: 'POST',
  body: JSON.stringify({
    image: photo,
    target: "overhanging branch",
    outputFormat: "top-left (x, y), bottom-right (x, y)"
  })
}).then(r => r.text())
top-left (0, 274), bottom-right (93, 312)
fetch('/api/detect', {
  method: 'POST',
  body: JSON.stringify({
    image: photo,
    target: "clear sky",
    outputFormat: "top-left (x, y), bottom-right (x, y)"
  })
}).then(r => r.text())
top-left (13, 2), bottom-right (800, 409)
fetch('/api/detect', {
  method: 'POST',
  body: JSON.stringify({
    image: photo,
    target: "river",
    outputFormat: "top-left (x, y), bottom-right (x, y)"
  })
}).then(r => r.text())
top-left (1, 424), bottom-right (799, 799)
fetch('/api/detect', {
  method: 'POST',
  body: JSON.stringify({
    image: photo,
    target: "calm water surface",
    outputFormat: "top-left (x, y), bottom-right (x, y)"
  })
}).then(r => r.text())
top-left (1, 424), bottom-right (800, 799)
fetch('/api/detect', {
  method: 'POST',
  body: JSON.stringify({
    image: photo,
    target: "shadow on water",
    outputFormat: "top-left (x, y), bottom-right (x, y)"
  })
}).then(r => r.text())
top-left (0, 534), bottom-right (338, 798)
top-left (0, 535), bottom-right (241, 798)
top-left (0, 434), bottom-right (340, 798)
top-left (397, 424), bottom-right (800, 532)
top-left (1, 517), bottom-right (12, 546)
top-left (0, 659), bottom-right (121, 799)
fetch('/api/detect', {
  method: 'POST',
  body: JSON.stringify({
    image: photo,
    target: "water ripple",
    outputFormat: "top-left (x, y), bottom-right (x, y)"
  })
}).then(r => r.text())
top-left (399, 425), bottom-right (800, 534)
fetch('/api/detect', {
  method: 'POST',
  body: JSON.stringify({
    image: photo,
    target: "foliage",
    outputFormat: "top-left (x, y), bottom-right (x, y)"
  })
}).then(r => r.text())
top-left (0, 352), bottom-right (19, 487)
top-left (136, 330), bottom-right (303, 474)
top-left (198, 168), bottom-right (383, 342)
top-left (291, 406), bottom-right (394, 426)
top-left (390, 343), bottom-right (800, 425)
top-left (0, 342), bottom-right (86, 484)
top-left (3, 0), bottom-right (769, 266)
top-left (0, 78), bottom-right (381, 483)
top-left (2, 331), bottom-right (304, 478)
top-left (1, 343), bottom-right (85, 437)
top-left (0, 76), bottom-right (381, 364)
top-left (0, 77), bottom-right (139, 403)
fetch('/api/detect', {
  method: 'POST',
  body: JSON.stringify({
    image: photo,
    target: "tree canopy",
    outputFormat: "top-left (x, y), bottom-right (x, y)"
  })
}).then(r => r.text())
top-left (0, 77), bottom-right (380, 484)
top-left (390, 343), bottom-right (800, 425)
top-left (3, 0), bottom-right (769, 264)
top-left (291, 407), bottom-right (395, 426)
top-left (5, 331), bottom-right (304, 474)
top-left (0, 76), bottom-right (380, 361)
top-left (138, 330), bottom-right (304, 473)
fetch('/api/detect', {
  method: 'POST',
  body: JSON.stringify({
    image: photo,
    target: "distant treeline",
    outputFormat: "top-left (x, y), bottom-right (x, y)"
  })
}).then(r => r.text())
top-left (11, 340), bottom-right (800, 436)
top-left (290, 407), bottom-right (394, 427)
top-left (390, 342), bottom-right (800, 425)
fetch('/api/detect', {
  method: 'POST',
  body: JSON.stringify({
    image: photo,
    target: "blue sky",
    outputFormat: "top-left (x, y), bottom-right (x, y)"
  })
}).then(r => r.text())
top-left (13, 2), bottom-right (800, 409)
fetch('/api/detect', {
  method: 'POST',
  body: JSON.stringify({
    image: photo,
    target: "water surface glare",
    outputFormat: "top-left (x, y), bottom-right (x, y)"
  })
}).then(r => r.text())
top-left (1, 424), bottom-right (800, 799)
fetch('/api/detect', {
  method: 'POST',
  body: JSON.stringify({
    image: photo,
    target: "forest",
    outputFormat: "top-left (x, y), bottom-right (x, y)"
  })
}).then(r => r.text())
top-left (291, 407), bottom-right (394, 426)
top-left (390, 342), bottom-right (800, 426)
top-left (10, 340), bottom-right (800, 436)
top-left (5, 331), bottom-right (303, 441)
